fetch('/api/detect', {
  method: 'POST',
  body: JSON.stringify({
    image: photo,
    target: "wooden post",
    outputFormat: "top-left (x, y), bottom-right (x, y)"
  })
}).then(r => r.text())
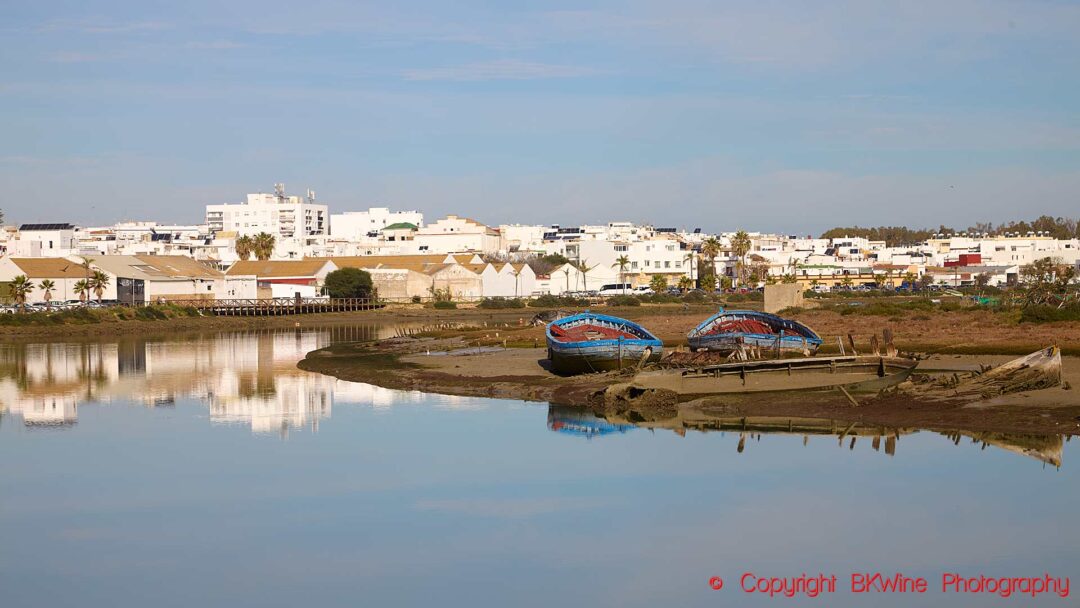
top-left (847, 333), bottom-right (858, 356)
top-left (836, 336), bottom-right (846, 356)
top-left (870, 334), bottom-right (880, 356)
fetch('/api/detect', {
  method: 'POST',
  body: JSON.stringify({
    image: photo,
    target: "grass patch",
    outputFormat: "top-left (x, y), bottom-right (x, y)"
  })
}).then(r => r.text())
top-left (605, 295), bottom-right (641, 307)
top-left (476, 297), bottom-right (526, 309)
top-left (528, 294), bottom-right (590, 308)
top-left (1019, 304), bottom-right (1080, 324)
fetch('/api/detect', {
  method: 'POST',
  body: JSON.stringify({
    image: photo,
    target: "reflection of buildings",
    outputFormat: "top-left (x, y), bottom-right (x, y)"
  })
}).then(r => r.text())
top-left (0, 325), bottom-right (437, 437)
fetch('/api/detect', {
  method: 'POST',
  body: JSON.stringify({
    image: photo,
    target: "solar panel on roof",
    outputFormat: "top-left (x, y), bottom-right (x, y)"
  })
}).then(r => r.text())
top-left (19, 223), bottom-right (75, 231)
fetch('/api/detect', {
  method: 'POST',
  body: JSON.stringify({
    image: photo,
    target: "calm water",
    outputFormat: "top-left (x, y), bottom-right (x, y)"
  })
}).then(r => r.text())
top-left (1, 326), bottom-right (1077, 607)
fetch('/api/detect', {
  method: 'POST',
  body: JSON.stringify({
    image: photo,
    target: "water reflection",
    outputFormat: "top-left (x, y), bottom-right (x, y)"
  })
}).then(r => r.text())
top-left (546, 405), bottom-right (1068, 467)
top-left (0, 325), bottom-right (442, 437)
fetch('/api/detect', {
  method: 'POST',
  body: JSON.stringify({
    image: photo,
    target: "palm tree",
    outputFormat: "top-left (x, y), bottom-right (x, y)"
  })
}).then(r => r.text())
top-left (74, 279), bottom-right (90, 305)
top-left (903, 271), bottom-right (918, 292)
top-left (683, 251), bottom-right (698, 286)
top-left (700, 238), bottom-right (722, 285)
top-left (252, 232), bottom-right (276, 261)
top-left (649, 274), bottom-right (668, 294)
top-left (612, 255), bottom-right (631, 294)
top-left (235, 235), bottom-right (255, 261)
top-left (677, 276), bottom-right (694, 292)
top-left (38, 279), bottom-right (56, 311)
top-left (730, 231), bottom-right (752, 288)
top-left (80, 257), bottom-right (95, 298)
top-left (562, 266), bottom-right (572, 294)
top-left (89, 271), bottom-right (110, 304)
top-left (10, 275), bottom-right (34, 312)
top-left (577, 260), bottom-right (598, 292)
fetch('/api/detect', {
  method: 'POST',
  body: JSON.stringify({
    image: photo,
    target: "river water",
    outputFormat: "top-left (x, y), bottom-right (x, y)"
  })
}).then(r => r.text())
top-left (1, 326), bottom-right (1077, 607)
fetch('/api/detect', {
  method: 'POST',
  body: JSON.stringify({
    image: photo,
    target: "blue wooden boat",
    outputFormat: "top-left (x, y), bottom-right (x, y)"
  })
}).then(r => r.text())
top-left (687, 309), bottom-right (822, 355)
top-left (546, 311), bottom-right (663, 374)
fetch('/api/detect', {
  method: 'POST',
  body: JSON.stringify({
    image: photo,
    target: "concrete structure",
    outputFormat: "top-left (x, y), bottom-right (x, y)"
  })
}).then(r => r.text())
top-left (225, 260), bottom-right (338, 298)
top-left (764, 283), bottom-right (805, 314)
top-left (0, 257), bottom-right (99, 304)
top-left (205, 184), bottom-right (328, 240)
top-left (412, 215), bottom-right (501, 254)
top-left (329, 207), bottom-right (423, 241)
top-left (9, 224), bottom-right (78, 257)
top-left (90, 255), bottom-right (225, 304)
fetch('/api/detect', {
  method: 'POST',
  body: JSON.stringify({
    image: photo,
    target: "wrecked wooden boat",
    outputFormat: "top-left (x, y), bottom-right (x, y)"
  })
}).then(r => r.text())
top-left (546, 311), bottom-right (663, 374)
top-left (910, 346), bottom-right (1062, 399)
top-left (687, 309), bottom-right (823, 355)
top-left (627, 354), bottom-right (917, 397)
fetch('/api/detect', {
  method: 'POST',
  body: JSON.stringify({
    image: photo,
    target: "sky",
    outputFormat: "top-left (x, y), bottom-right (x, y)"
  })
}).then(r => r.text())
top-left (1, 0), bottom-right (1079, 234)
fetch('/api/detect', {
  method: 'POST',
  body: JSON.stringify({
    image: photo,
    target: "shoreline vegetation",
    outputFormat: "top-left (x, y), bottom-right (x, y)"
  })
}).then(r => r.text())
top-left (0, 295), bottom-right (1078, 353)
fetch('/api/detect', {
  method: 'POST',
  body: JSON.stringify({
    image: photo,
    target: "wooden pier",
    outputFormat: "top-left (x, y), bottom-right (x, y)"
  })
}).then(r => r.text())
top-left (166, 297), bottom-right (381, 316)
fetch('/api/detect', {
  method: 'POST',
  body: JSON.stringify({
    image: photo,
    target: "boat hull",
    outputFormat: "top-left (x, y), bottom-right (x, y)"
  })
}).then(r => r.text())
top-left (630, 355), bottom-right (917, 396)
top-left (546, 312), bottom-right (663, 375)
top-left (549, 341), bottom-right (663, 374)
top-left (687, 309), bottom-right (822, 355)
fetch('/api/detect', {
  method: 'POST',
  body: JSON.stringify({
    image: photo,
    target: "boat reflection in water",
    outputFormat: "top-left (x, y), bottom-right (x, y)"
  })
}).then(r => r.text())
top-left (547, 405), bottom-right (636, 439)
top-left (0, 326), bottom-right (435, 437)
top-left (546, 405), bottom-right (1067, 467)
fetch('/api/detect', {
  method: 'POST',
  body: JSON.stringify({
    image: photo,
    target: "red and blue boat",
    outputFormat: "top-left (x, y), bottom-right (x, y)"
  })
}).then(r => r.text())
top-left (687, 309), bottom-right (822, 355)
top-left (546, 311), bottom-right (663, 374)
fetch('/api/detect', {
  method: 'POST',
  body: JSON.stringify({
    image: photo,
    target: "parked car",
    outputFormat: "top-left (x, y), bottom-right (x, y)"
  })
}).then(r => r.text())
top-left (598, 283), bottom-right (634, 296)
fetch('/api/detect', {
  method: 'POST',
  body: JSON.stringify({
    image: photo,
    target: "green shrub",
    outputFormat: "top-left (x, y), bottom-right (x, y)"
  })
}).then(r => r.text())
top-left (681, 291), bottom-right (707, 303)
top-left (606, 295), bottom-right (641, 307)
top-left (433, 300), bottom-right (457, 309)
top-left (477, 297), bottom-right (526, 309)
top-left (529, 294), bottom-right (589, 308)
top-left (1019, 304), bottom-right (1080, 324)
top-left (323, 268), bottom-right (374, 299)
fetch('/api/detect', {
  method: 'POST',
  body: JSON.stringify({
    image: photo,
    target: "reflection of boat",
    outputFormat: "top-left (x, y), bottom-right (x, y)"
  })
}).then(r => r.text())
top-left (687, 309), bottom-right (822, 355)
top-left (630, 355), bottom-right (917, 396)
top-left (546, 312), bottom-right (663, 374)
top-left (547, 405), bottom-right (635, 438)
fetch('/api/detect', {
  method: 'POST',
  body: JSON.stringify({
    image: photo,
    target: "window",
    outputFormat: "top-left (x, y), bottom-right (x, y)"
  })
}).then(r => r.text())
top-left (631, 262), bottom-right (638, 269)
top-left (615, 245), bottom-right (628, 252)
top-left (664, 261), bottom-right (671, 268)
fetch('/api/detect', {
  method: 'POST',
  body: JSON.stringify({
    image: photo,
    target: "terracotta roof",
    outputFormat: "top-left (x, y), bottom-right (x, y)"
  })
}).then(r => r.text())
top-left (318, 255), bottom-right (447, 273)
top-left (226, 260), bottom-right (333, 278)
top-left (8, 258), bottom-right (90, 279)
top-left (90, 256), bottom-right (223, 281)
top-left (133, 255), bottom-right (222, 279)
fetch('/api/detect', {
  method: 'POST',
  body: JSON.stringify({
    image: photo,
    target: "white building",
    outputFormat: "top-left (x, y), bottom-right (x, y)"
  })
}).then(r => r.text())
top-left (412, 215), bottom-right (501, 254)
top-left (205, 184), bottom-right (328, 241)
top-left (9, 223), bottom-right (78, 257)
top-left (329, 207), bottom-right (424, 241)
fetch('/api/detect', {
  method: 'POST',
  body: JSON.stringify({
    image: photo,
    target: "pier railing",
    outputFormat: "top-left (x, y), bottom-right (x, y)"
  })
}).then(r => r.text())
top-left (164, 297), bottom-right (382, 316)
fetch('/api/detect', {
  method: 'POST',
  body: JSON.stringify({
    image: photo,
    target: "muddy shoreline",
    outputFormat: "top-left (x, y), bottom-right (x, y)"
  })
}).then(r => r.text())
top-left (299, 334), bottom-right (1080, 437)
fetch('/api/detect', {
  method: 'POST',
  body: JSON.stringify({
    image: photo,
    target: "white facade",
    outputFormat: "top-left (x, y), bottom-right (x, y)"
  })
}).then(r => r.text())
top-left (329, 207), bottom-right (424, 241)
top-left (206, 185), bottom-right (328, 240)
top-left (412, 215), bottom-right (501, 254)
top-left (9, 224), bottom-right (78, 258)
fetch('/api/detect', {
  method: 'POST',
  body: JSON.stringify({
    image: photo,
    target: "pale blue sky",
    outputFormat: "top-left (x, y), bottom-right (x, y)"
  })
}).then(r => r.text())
top-left (1, 1), bottom-right (1078, 233)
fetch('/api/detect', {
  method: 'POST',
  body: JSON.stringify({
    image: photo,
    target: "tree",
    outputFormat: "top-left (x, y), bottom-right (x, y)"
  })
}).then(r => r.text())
top-left (74, 280), bottom-right (90, 305)
top-left (903, 272), bottom-right (918, 292)
top-left (39, 279), bottom-right (56, 311)
top-left (974, 272), bottom-right (992, 290)
top-left (235, 235), bottom-right (255, 261)
top-left (323, 268), bottom-right (374, 299)
top-left (252, 232), bottom-right (276, 261)
top-left (840, 275), bottom-right (854, 289)
top-left (561, 266), bottom-right (572, 294)
top-left (677, 276), bottom-right (694, 292)
top-left (1020, 257), bottom-right (1077, 307)
top-left (730, 231), bottom-right (752, 287)
top-left (683, 251), bottom-right (698, 285)
top-left (612, 255), bottom-right (631, 294)
top-left (10, 275), bottom-right (34, 312)
top-left (577, 260), bottom-right (598, 292)
top-left (917, 274), bottom-right (934, 290)
top-left (89, 271), bottom-right (110, 304)
top-left (649, 274), bottom-right (668, 293)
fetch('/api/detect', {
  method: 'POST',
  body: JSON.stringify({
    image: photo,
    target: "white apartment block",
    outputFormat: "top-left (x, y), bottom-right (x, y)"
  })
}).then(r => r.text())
top-left (411, 215), bottom-right (501, 254)
top-left (205, 184), bottom-right (328, 240)
top-left (329, 207), bottom-right (424, 241)
top-left (8, 223), bottom-right (78, 257)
